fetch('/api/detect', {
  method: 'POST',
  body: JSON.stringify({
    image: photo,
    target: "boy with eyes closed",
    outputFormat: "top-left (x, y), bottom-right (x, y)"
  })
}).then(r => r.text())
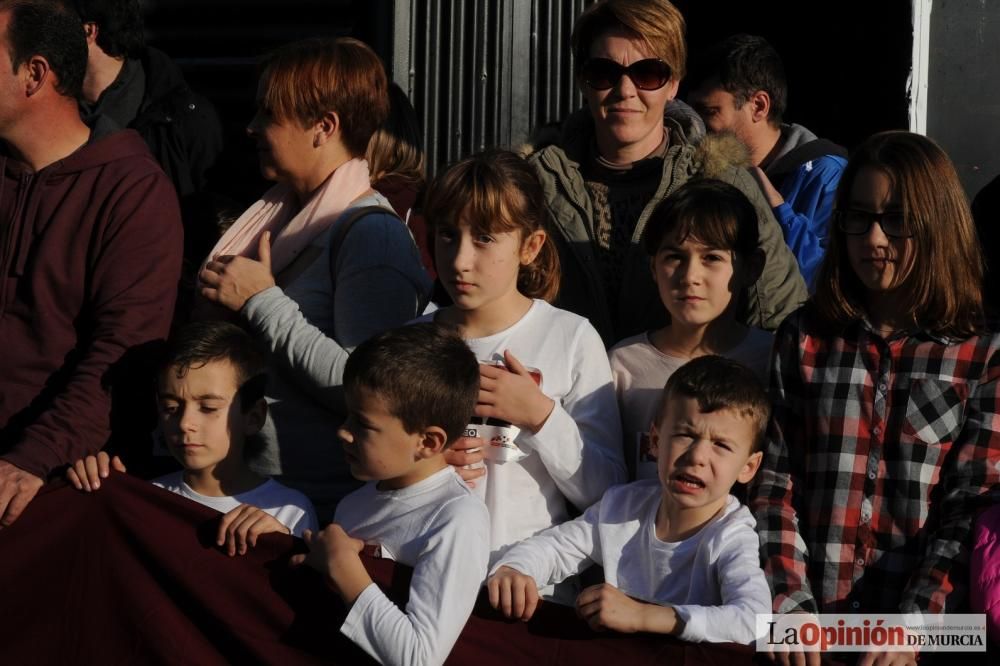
top-left (67, 321), bottom-right (317, 554)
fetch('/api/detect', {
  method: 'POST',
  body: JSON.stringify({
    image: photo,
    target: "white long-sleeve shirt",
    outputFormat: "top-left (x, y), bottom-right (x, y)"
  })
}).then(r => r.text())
top-left (421, 299), bottom-right (626, 569)
top-left (608, 328), bottom-right (773, 481)
top-left (152, 472), bottom-right (318, 537)
top-left (492, 481), bottom-right (772, 644)
top-left (334, 466), bottom-right (490, 666)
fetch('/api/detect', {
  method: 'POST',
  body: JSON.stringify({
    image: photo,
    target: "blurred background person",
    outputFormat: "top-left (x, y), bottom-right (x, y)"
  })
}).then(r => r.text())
top-left (367, 82), bottom-right (435, 281)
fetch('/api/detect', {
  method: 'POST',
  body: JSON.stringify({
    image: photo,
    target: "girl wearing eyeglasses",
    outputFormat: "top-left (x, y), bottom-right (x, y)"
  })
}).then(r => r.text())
top-left (752, 130), bottom-right (999, 666)
top-left (527, 0), bottom-right (807, 348)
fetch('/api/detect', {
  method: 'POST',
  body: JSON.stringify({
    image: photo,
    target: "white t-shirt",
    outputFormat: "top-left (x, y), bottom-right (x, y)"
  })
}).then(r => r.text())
top-left (609, 328), bottom-right (773, 480)
top-left (334, 466), bottom-right (490, 666)
top-left (492, 481), bottom-right (772, 644)
top-left (152, 471), bottom-right (318, 537)
top-left (419, 300), bottom-right (626, 565)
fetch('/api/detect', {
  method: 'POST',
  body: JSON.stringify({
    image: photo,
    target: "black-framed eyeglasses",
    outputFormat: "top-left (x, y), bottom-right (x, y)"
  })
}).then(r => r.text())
top-left (834, 208), bottom-right (913, 239)
top-left (580, 58), bottom-right (672, 91)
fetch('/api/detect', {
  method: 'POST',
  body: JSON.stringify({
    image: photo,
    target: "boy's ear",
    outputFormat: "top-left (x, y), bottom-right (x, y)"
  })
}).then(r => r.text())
top-left (415, 426), bottom-right (448, 460)
top-left (737, 450), bottom-right (763, 484)
top-left (244, 398), bottom-right (268, 437)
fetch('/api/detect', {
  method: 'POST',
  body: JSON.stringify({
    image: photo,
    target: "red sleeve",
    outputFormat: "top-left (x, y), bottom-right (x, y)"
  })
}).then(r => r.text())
top-left (749, 313), bottom-right (819, 614)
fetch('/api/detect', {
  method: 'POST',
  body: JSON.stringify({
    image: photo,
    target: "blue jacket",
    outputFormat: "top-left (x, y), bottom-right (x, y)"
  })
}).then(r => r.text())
top-left (764, 124), bottom-right (848, 289)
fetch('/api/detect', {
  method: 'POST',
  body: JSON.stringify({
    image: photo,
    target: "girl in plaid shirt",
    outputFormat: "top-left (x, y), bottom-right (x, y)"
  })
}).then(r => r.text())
top-left (751, 132), bottom-right (1000, 665)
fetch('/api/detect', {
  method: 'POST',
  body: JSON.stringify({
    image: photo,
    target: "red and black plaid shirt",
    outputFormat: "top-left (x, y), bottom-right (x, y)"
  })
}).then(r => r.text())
top-left (751, 307), bottom-right (1000, 614)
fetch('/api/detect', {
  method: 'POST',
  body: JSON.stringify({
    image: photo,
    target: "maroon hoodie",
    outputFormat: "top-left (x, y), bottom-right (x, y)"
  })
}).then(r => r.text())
top-left (0, 127), bottom-right (182, 478)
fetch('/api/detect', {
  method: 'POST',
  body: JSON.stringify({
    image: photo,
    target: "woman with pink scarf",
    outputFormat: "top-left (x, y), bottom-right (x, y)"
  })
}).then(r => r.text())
top-left (199, 38), bottom-right (432, 521)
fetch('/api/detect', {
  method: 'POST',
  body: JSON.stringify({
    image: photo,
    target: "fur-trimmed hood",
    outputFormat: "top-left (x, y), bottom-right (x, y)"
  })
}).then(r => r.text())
top-left (521, 104), bottom-right (749, 184)
top-left (690, 131), bottom-right (752, 180)
top-left (520, 98), bottom-right (707, 160)
top-left (526, 103), bottom-right (808, 344)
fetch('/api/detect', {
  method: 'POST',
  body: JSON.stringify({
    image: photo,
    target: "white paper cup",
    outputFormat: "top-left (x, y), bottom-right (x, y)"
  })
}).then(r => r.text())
top-left (465, 421), bottom-right (527, 464)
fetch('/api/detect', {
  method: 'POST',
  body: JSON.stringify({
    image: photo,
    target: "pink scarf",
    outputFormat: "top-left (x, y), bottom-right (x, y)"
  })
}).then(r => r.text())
top-left (204, 158), bottom-right (372, 274)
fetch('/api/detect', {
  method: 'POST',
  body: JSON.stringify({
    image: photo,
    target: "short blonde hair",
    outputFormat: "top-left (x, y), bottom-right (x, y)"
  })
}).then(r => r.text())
top-left (572, 0), bottom-right (687, 81)
top-left (258, 37), bottom-right (389, 156)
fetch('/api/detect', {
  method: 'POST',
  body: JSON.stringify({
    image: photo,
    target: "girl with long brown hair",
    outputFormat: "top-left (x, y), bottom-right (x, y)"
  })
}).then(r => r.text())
top-left (752, 131), bottom-right (999, 664)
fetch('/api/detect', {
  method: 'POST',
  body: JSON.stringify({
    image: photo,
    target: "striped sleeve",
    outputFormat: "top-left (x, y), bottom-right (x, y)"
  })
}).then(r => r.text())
top-left (750, 314), bottom-right (819, 614)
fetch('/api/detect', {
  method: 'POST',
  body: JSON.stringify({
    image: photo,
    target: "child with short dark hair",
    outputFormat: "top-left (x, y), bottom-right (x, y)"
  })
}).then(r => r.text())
top-left (292, 323), bottom-right (489, 666)
top-left (67, 321), bottom-right (318, 553)
top-left (487, 355), bottom-right (772, 644)
top-left (609, 178), bottom-right (773, 480)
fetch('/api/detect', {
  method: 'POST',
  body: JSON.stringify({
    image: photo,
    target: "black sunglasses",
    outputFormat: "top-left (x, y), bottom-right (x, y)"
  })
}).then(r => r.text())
top-left (834, 209), bottom-right (913, 239)
top-left (580, 58), bottom-right (672, 91)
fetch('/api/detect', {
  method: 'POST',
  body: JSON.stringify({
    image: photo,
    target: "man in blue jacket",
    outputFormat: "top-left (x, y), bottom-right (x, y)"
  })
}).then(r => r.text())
top-left (687, 34), bottom-right (847, 289)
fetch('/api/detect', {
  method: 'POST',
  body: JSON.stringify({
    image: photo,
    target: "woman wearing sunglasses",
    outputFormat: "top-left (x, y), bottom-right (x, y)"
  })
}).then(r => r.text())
top-left (528, 0), bottom-right (807, 347)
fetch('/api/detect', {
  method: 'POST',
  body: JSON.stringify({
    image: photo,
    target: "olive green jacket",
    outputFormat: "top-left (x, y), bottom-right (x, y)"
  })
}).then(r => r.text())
top-left (528, 108), bottom-right (808, 347)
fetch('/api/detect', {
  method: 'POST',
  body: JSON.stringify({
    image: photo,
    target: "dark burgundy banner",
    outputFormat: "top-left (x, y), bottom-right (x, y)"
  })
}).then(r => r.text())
top-left (0, 473), bottom-right (752, 665)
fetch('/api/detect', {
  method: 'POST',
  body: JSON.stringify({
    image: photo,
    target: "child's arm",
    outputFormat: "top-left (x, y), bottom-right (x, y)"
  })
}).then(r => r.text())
top-left (65, 452), bottom-right (126, 492)
top-left (216, 505), bottom-right (292, 557)
top-left (344, 499), bottom-right (490, 666)
top-left (480, 324), bottom-right (626, 510)
top-left (294, 524), bottom-right (373, 602)
top-left (576, 583), bottom-right (684, 634)
top-left (487, 566), bottom-right (540, 621)
top-left (899, 346), bottom-right (1000, 613)
top-left (670, 518), bottom-right (773, 644)
top-left (488, 492), bottom-right (606, 620)
top-left (749, 315), bottom-right (819, 615)
top-left (298, 499), bottom-right (491, 666)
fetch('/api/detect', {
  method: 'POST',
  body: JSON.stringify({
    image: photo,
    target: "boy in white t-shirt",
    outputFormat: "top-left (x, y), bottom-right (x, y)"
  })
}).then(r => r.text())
top-left (609, 179), bottom-right (774, 480)
top-left (291, 323), bottom-right (490, 666)
top-left (487, 355), bottom-right (772, 644)
top-left (66, 321), bottom-right (318, 550)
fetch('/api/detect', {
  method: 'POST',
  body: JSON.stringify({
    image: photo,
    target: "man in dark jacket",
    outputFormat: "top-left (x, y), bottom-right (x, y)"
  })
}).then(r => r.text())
top-left (0, 0), bottom-right (182, 526)
top-left (69, 0), bottom-right (222, 205)
top-left (65, 0), bottom-right (222, 321)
